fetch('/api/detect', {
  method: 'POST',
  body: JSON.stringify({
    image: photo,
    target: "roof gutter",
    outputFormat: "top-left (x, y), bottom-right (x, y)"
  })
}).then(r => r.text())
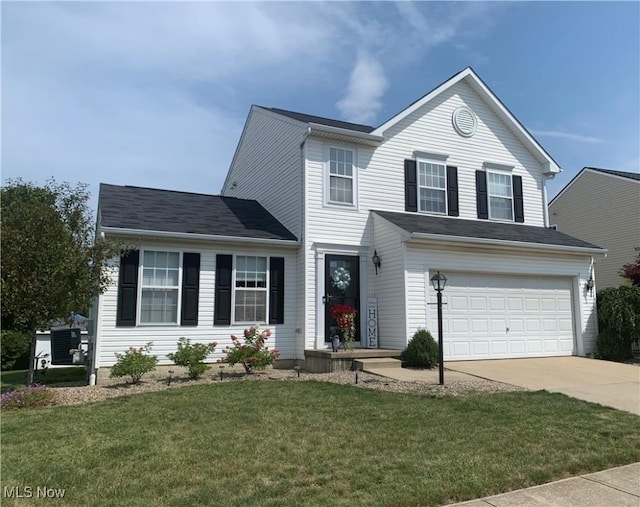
top-left (408, 232), bottom-right (607, 257)
top-left (308, 122), bottom-right (384, 144)
top-left (99, 226), bottom-right (300, 247)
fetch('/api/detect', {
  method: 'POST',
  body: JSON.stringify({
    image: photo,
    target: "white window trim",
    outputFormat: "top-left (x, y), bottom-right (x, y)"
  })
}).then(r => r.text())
top-left (324, 144), bottom-right (358, 209)
top-left (417, 158), bottom-right (447, 215)
top-left (231, 254), bottom-right (270, 325)
top-left (487, 169), bottom-right (515, 222)
top-left (137, 248), bottom-right (183, 326)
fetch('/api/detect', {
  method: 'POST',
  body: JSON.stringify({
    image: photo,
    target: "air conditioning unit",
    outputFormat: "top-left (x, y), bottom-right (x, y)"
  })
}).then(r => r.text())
top-left (50, 328), bottom-right (82, 365)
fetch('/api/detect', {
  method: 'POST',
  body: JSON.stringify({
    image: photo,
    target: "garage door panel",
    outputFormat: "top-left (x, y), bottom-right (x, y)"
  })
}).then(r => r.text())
top-left (470, 297), bottom-right (487, 311)
top-left (489, 298), bottom-right (505, 310)
top-left (436, 272), bottom-right (575, 360)
top-left (525, 298), bottom-right (540, 311)
top-left (509, 340), bottom-right (526, 354)
top-left (471, 319), bottom-right (488, 333)
top-left (508, 319), bottom-right (525, 332)
top-left (527, 340), bottom-right (543, 353)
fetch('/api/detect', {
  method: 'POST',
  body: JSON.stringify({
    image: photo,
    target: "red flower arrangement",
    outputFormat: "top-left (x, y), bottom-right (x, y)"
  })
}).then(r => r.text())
top-left (330, 304), bottom-right (358, 348)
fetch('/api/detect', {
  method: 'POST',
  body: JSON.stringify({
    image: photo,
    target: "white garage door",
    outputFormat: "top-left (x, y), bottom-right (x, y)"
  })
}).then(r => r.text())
top-left (429, 272), bottom-right (575, 360)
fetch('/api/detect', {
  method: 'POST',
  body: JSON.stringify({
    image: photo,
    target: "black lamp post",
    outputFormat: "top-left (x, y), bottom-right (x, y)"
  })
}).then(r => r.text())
top-left (430, 271), bottom-right (447, 385)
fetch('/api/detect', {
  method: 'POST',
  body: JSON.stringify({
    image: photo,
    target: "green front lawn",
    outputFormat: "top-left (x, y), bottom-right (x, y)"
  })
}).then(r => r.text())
top-left (1, 368), bottom-right (85, 392)
top-left (2, 382), bottom-right (639, 506)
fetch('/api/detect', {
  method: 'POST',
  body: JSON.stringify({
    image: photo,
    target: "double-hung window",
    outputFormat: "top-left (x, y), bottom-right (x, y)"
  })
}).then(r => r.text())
top-left (140, 251), bottom-right (180, 324)
top-left (488, 171), bottom-right (513, 221)
top-left (234, 256), bottom-right (268, 323)
top-left (418, 160), bottom-right (447, 214)
top-left (328, 147), bottom-right (354, 205)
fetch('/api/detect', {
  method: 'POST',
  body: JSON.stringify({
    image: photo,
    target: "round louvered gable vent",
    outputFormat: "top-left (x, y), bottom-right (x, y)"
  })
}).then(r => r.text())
top-left (452, 106), bottom-right (477, 137)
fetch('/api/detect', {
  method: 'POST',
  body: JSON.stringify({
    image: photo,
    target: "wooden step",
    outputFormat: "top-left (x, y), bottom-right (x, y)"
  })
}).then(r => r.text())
top-left (355, 358), bottom-right (403, 371)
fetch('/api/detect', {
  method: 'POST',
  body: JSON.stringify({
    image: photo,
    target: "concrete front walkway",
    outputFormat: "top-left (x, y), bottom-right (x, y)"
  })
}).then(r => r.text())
top-left (446, 357), bottom-right (640, 415)
top-left (448, 462), bottom-right (640, 506)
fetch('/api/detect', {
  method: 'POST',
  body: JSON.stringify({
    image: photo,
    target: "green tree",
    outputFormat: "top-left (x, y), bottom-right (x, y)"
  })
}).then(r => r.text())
top-left (1, 179), bottom-right (123, 383)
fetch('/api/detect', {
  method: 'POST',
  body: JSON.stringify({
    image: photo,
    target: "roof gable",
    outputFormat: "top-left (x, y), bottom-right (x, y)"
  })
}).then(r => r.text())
top-left (549, 166), bottom-right (640, 206)
top-left (98, 184), bottom-right (297, 242)
top-left (371, 67), bottom-right (561, 174)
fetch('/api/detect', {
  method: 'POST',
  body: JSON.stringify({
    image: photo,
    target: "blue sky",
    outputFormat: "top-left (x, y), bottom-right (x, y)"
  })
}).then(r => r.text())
top-left (2, 1), bottom-right (639, 212)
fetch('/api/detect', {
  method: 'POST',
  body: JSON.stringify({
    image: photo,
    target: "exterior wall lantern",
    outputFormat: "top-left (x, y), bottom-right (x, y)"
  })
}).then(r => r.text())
top-left (430, 271), bottom-right (447, 385)
top-left (372, 250), bottom-right (381, 275)
top-left (585, 275), bottom-right (594, 295)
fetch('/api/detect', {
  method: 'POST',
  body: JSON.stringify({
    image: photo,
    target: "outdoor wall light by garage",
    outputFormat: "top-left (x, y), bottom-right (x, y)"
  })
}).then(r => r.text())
top-left (585, 275), bottom-right (594, 295)
top-left (372, 250), bottom-right (381, 275)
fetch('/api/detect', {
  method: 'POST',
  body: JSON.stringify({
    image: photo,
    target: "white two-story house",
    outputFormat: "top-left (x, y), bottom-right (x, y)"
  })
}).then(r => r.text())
top-left (91, 67), bottom-right (605, 381)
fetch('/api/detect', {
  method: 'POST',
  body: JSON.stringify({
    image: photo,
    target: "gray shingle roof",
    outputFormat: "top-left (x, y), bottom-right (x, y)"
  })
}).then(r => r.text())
top-left (374, 210), bottom-right (603, 250)
top-left (266, 107), bottom-right (375, 133)
top-left (586, 167), bottom-right (640, 181)
top-left (99, 184), bottom-right (297, 242)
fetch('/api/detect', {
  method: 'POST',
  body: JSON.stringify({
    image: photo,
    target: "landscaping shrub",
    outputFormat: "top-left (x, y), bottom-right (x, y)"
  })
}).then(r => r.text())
top-left (1, 384), bottom-right (56, 410)
top-left (223, 327), bottom-right (279, 374)
top-left (597, 286), bottom-right (640, 360)
top-left (110, 343), bottom-right (158, 383)
top-left (1, 329), bottom-right (31, 371)
top-left (167, 337), bottom-right (217, 379)
top-left (401, 329), bottom-right (439, 368)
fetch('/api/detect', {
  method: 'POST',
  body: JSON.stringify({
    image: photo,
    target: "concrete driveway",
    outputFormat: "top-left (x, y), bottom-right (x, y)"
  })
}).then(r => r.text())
top-left (446, 357), bottom-right (640, 415)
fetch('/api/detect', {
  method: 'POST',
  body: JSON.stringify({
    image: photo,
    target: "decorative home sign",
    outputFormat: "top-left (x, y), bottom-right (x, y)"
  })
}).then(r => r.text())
top-left (366, 298), bottom-right (378, 348)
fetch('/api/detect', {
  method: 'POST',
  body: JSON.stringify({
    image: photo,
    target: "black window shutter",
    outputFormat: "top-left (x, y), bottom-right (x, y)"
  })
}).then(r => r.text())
top-left (476, 170), bottom-right (489, 219)
top-left (181, 253), bottom-right (200, 326)
top-left (513, 175), bottom-right (525, 223)
top-left (269, 257), bottom-right (285, 325)
top-left (446, 166), bottom-right (459, 217)
top-left (116, 250), bottom-right (139, 327)
top-left (214, 254), bottom-right (232, 326)
top-left (404, 159), bottom-right (418, 212)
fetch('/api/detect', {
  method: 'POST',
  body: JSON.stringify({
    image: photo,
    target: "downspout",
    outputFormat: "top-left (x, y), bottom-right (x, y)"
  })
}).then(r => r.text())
top-left (542, 174), bottom-right (551, 227)
top-left (296, 127), bottom-right (311, 362)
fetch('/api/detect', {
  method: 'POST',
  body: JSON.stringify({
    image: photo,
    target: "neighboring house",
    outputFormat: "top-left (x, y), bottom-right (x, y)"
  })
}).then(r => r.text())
top-left (549, 167), bottom-right (640, 289)
top-left (91, 67), bottom-right (605, 382)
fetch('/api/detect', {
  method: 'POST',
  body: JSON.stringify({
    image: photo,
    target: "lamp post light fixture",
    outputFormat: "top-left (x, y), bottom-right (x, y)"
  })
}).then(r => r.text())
top-left (430, 271), bottom-right (447, 385)
top-left (372, 250), bottom-right (381, 275)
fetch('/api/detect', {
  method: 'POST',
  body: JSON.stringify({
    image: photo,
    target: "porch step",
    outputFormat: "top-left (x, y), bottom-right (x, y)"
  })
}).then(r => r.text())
top-left (355, 358), bottom-right (403, 371)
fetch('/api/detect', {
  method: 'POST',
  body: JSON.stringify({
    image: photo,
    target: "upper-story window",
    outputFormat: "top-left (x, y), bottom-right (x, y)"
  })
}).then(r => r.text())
top-left (418, 160), bottom-right (447, 214)
top-left (140, 250), bottom-right (181, 324)
top-left (487, 171), bottom-right (513, 221)
top-left (328, 147), bottom-right (355, 205)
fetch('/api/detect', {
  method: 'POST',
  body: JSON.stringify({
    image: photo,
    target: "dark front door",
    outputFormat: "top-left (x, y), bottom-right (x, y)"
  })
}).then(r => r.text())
top-left (324, 255), bottom-right (360, 343)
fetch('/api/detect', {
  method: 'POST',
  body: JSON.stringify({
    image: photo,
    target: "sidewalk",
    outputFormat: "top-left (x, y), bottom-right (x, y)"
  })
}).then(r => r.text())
top-left (448, 462), bottom-right (640, 506)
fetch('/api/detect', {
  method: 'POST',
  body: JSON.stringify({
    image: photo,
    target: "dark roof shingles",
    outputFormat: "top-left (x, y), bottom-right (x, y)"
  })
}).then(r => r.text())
top-left (586, 167), bottom-right (640, 181)
top-left (99, 184), bottom-right (297, 241)
top-left (266, 107), bottom-right (375, 133)
top-left (374, 210), bottom-right (603, 250)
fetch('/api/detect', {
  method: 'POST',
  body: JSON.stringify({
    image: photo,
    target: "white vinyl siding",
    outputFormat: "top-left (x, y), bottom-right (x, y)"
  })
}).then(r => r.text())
top-left (233, 255), bottom-right (268, 323)
top-left (95, 240), bottom-right (297, 369)
top-left (222, 107), bottom-right (307, 238)
top-left (488, 171), bottom-right (513, 221)
top-left (418, 160), bottom-right (446, 214)
top-left (139, 250), bottom-right (181, 324)
top-left (344, 80), bottom-right (546, 226)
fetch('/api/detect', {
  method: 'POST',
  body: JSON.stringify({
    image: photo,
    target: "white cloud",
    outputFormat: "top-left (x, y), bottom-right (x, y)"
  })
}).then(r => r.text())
top-left (337, 54), bottom-right (389, 125)
top-left (532, 130), bottom-right (606, 144)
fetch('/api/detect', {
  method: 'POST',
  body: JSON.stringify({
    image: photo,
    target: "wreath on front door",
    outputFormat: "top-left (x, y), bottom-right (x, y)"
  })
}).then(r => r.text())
top-left (331, 267), bottom-right (351, 291)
